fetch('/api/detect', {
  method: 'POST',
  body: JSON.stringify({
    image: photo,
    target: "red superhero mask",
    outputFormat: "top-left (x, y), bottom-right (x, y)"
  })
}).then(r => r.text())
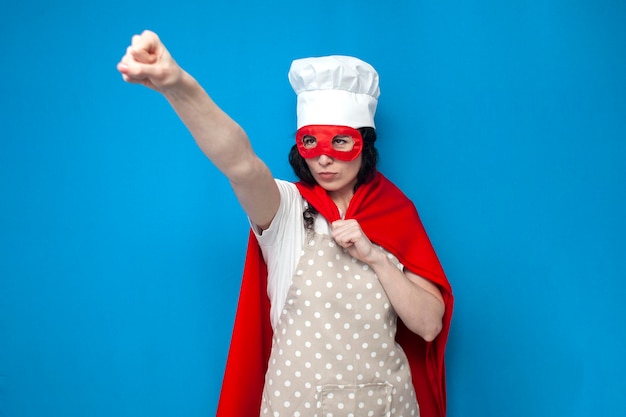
top-left (296, 125), bottom-right (363, 161)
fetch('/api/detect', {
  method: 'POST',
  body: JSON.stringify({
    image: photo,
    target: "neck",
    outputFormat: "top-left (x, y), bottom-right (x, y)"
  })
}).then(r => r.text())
top-left (329, 190), bottom-right (354, 215)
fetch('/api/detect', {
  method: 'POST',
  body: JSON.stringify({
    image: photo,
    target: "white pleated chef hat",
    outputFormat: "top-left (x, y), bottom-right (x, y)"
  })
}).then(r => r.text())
top-left (288, 55), bottom-right (380, 129)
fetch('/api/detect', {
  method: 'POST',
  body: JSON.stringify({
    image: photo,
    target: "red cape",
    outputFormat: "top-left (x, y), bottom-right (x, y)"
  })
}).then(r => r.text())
top-left (217, 172), bottom-right (453, 417)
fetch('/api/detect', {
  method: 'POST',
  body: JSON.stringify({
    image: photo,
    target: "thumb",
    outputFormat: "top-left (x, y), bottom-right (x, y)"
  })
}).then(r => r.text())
top-left (117, 59), bottom-right (160, 84)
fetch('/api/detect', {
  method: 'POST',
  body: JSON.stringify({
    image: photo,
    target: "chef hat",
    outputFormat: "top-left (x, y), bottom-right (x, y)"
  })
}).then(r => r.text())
top-left (288, 55), bottom-right (380, 129)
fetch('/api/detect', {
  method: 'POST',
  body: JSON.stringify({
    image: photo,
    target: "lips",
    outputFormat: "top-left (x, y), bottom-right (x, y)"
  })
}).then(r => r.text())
top-left (317, 172), bottom-right (337, 180)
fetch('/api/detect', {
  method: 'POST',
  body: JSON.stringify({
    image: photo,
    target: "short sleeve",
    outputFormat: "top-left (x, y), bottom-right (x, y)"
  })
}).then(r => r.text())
top-left (248, 179), bottom-right (306, 328)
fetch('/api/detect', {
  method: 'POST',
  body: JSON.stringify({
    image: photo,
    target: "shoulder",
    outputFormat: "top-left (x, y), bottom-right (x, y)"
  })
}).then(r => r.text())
top-left (274, 179), bottom-right (306, 212)
top-left (274, 178), bottom-right (298, 195)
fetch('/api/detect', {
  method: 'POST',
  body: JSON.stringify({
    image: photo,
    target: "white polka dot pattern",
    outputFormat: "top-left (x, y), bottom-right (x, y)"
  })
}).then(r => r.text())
top-left (260, 233), bottom-right (419, 416)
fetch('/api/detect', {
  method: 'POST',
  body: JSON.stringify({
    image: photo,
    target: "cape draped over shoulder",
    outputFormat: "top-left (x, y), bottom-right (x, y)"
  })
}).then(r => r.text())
top-left (216, 172), bottom-right (453, 417)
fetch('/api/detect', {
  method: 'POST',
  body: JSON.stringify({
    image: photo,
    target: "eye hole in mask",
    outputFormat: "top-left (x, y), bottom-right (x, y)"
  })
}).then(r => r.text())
top-left (296, 125), bottom-right (363, 161)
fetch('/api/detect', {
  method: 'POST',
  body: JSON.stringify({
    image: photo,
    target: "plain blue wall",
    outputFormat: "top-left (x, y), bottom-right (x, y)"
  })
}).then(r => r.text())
top-left (1, 1), bottom-right (625, 416)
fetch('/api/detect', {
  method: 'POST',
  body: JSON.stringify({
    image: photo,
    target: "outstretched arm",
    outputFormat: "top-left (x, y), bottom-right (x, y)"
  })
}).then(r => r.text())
top-left (117, 30), bottom-right (279, 229)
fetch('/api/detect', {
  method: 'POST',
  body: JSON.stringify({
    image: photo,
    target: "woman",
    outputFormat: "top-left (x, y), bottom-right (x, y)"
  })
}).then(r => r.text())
top-left (118, 30), bottom-right (453, 417)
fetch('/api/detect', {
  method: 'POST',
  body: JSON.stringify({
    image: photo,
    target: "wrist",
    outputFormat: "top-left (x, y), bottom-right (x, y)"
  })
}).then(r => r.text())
top-left (366, 245), bottom-right (390, 269)
top-left (160, 68), bottom-right (191, 97)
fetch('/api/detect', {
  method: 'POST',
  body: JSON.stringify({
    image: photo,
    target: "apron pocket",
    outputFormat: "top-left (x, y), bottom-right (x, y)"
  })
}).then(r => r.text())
top-left (318, 382), bottom-right (393, 417)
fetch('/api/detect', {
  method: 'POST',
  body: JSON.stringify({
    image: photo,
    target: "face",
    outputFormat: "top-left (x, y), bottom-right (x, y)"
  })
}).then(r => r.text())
top-left (297, 125), bottom-right (363, 199)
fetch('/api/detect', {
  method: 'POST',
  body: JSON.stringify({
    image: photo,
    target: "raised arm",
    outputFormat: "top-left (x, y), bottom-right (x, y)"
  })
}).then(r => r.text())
top-left (117, 30), bottom-right (279, 229)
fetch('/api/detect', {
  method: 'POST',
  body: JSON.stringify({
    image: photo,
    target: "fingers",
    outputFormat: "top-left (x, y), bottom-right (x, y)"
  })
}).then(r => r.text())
top-left (117, 30), bottom-right (161, 76)
top-left (117, 29), bottom-right (183, 91)
top-left (129, 31), bottom-right (159, 64)
top-left (331, 219), bottom-right (363, 247)
top-left (331, 219), bottom-right (378, 263)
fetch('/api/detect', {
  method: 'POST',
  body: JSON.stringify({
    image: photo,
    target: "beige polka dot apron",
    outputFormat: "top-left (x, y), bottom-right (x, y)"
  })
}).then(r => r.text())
top-left (260, 231), bottom-right (419, 417)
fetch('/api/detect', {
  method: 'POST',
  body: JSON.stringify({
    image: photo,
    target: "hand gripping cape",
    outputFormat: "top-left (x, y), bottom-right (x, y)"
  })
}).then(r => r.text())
top-left (216, 172), bottom-right (453, 417)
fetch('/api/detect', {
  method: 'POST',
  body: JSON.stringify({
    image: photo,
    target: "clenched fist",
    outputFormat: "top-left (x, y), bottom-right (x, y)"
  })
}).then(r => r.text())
top-left (331, 219), bottom-right (382, 266)
top-left (117, 30), bottom-right (183, 92)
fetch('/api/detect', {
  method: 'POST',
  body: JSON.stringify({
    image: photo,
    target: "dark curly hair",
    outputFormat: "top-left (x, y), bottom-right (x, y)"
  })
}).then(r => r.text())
top-left (288, 127), bottom-right (379, 229)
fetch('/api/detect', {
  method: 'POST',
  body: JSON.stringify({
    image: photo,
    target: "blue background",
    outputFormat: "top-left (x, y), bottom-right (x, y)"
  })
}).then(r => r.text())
top-left (1, 0), bottom-right (625, 416)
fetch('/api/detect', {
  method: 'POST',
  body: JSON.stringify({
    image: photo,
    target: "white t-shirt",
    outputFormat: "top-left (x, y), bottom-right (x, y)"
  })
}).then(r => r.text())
top-left (250, 179), bottom-right (333, 330)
